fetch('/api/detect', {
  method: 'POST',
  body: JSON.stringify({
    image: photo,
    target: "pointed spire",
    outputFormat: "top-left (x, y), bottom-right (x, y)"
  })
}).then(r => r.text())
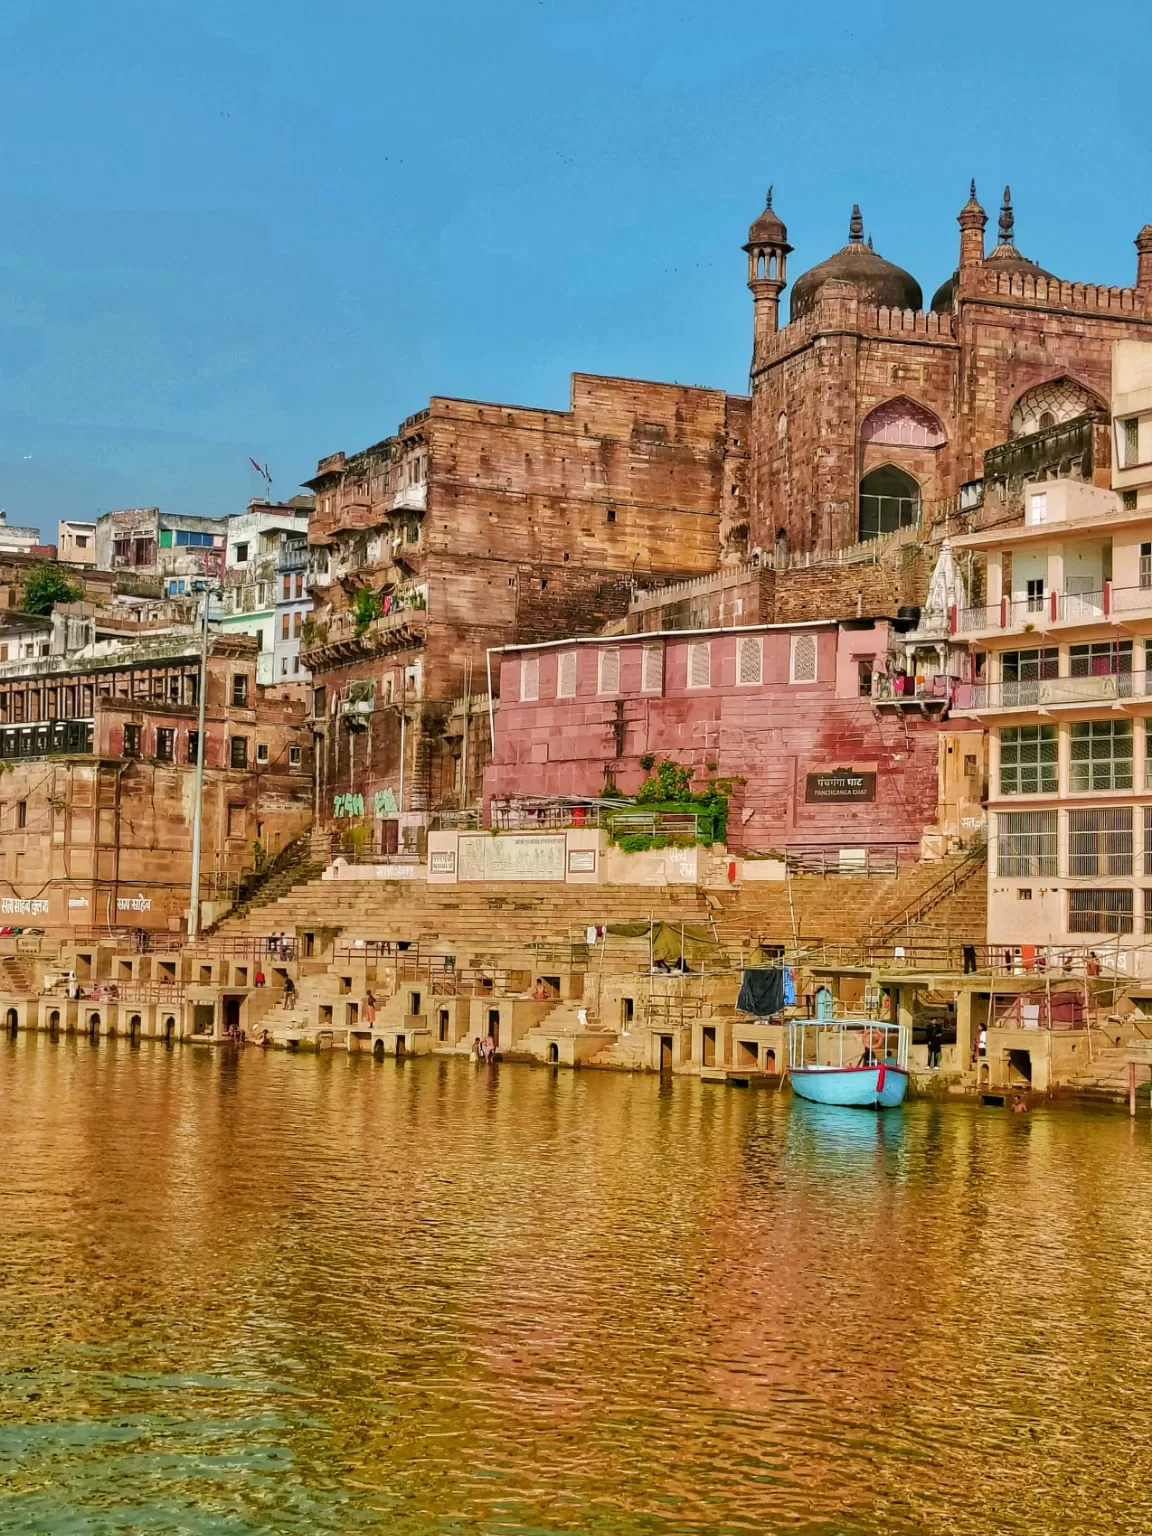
top-left (867, 235), bottom-right (874, 251)
top-left (848, 204), bottom-right (864, 244)
top-left (970, 177), bottom-right (977, 200)
top-left (999, 185), bottom-right (1014, 247)
top-left (765, 184), bottom-right (773, 208)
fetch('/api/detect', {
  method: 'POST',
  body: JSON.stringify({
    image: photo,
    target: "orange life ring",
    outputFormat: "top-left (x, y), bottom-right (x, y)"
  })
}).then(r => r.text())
top-left (862, 1027), bottom-right (884, 1051)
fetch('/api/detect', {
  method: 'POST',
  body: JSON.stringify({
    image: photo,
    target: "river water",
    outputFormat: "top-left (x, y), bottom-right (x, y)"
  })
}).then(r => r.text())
top-left (1, 1035), bottom-right (1151, 1535)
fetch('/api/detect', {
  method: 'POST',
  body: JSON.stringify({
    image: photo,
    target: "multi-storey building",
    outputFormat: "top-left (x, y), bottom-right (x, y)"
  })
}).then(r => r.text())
top-left (303, 377), bottom-right (750, 846)
top-left (96, 507), bottom-right (226, 584)
top-left (954, 340), bottom-right (1152, 969)
top-left (57, 520), bottom-right (96, 565)
top-left (0, 607), bottom-right (311, 933)
top-left (217, 499), bottom-right (312, 687)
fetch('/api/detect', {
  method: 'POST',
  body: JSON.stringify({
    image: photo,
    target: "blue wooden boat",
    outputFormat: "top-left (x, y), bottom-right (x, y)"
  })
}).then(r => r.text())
top-left (787, 1017), bottom-right (909, 1109)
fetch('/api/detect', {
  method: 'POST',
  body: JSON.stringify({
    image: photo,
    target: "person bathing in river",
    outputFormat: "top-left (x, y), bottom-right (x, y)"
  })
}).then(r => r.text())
top-left (1012, 1093), bottom-right (1029, 1113)
top-left (471, 1037), bottom-right (483, 1062)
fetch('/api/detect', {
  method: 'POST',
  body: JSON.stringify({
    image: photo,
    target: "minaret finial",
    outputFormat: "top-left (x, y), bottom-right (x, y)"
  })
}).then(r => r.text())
top-left (999, 185), bottom-right (1014, 246)
top-left (765, 185), bottom-right (773, 208)
top-left (969, 178), bottom-right (977, 200)
top-left (849, 204), bottom-right (864, 244)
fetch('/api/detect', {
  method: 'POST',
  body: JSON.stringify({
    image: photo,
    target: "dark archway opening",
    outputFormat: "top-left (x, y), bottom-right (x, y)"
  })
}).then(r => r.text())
top-left (859, 465), bottom-right (920, 542)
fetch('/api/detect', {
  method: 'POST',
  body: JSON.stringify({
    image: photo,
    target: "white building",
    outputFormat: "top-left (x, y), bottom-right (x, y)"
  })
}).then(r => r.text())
top-left (217, 500), bottom-right (312, 686)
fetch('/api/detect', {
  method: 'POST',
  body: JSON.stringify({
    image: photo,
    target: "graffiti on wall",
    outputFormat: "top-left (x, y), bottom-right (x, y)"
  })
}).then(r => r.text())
top-left (333, 793), bottom-right (365, 818)
top-left (373, 788), bottom-right (398, 816)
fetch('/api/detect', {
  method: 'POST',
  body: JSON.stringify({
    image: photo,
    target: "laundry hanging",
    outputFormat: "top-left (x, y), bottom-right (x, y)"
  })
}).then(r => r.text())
top-left (736, 967), bottom-right (785, 1018)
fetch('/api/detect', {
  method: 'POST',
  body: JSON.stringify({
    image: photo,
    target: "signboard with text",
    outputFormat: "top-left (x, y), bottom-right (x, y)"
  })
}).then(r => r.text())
top-left (804, 770), bottom-right (877, 804)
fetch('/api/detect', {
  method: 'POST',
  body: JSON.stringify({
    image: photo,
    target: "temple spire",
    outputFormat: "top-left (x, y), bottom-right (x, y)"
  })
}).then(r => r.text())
top-left (848, 204), bottom-right (864, 245)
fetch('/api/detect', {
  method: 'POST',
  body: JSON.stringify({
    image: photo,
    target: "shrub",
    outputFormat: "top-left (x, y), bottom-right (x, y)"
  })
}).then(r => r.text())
top-left (23, 562), bottom-right (83, 615)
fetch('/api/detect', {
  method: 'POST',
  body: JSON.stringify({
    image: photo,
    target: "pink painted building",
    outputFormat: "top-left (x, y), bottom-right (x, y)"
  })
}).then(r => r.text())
top-left (486, 620), bottom-right (981, 855)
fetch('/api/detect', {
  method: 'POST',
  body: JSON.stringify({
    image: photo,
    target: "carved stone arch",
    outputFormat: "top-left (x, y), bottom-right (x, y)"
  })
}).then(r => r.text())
top-left (860, 396), bottom-right (946, 449)
top-left (1008, 377), bottom-right (1107, 439)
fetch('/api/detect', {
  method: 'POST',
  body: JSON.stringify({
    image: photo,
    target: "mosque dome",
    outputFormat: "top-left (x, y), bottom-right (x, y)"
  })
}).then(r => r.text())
top-left (790, 206), bottom-right (922, 322)
top-left (932, 185), bottom-right (1056, 312)
top-left (745, 186), bottom-right (789, 249)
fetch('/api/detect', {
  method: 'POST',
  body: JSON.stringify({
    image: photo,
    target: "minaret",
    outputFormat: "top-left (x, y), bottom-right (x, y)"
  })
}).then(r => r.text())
top-left (958, 179), bottom-right (987, 267)
top-left (744, 187), bottom-right (793, 368)
top-left (1136, 224), bottom-right (1152, 293)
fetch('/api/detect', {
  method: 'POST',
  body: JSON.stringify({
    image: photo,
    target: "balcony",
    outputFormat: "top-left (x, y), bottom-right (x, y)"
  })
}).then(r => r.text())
top-left (983, 412), bottom-right (1108, 491)
top-left (873, 671), bottom-right (954, 713)
top-left (955, 582), bottom-right (1152, 638)
top-left (966, 672), bottom-right (1148, 714)
top-left (392, 482), bottom-right (427, 513)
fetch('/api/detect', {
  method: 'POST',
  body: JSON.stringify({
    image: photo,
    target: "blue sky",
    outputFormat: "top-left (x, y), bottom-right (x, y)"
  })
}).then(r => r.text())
top-left (0, 0), bottom-right (1149, 538)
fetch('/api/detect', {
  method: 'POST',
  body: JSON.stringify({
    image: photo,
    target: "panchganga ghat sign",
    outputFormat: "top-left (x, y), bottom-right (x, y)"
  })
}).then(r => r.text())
top-left (804, 770), bottom-right (877, 803)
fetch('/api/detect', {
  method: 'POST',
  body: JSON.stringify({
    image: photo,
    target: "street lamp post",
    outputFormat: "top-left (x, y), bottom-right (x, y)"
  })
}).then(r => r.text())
top-left (187, 587), bottom-right (212, 940)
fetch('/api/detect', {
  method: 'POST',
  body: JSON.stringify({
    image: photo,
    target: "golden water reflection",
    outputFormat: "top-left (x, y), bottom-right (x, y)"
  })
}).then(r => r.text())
top-left (1, 1036), bottom-right (1151, 1533)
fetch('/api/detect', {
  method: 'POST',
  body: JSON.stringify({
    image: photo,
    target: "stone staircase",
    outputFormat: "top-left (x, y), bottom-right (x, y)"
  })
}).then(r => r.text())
top-left (0, 954), bottom-right (35, 996)
top-left (210, 836), bottom-right (327, 931)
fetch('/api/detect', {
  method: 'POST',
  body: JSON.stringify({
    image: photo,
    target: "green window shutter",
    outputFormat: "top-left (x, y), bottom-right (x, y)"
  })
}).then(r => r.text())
top-left (159, 528), bottom-right (173, 548)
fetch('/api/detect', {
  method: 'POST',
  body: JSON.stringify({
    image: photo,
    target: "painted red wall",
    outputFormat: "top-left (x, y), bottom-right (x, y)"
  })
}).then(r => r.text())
top-left (486, 623), bottom-right (952, 852)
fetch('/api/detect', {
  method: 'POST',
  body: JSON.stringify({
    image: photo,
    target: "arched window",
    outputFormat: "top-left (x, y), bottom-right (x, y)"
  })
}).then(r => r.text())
top-left (777, 410), bottom-right (788, 440)
top-left (1009, 378), bottom-right (1105, 438)
top-left (860, 466), bottom-right (921, 542)
top-left (860, 397), bottom-right (946, 448)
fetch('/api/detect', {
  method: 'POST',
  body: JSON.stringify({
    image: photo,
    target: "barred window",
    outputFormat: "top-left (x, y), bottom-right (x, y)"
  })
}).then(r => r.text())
top-left (520, 656), bottom-right (539, 702)
top-left (790, 633), bottom-right (817, 684)
top-left (641, 644), bottom-right (663, 694)
top-left (557, 651), bottom-right (577, 699)
top-left (999, 725), bottom-right (1058, 795)
top-left (1001, 648), bottom-right (1058, 682)
top-left (996, 811), bottom-right (1057, 876)
top-left (737, 635), bottom-right (763, 686)
top-left (1068, 808), bottom-right (1133, 876)
top-left (1145, 888), bottom-right (1152, 935)
top-left (1069, 641), bottom-right (1132, 685)
top-left (597, 647), bottom-right (620, 696)
top-left (1068, 888), bottom-right (1133, 934)
top-left (1145, 807), bottom-right (1152, 874)
top-left (688, 641), bottom-right (711, 689)
top-left (1124, 416), bottom-right (1140, 468)
top-left (1070, 720), bottom-right (1133, 791)
top-left (1142, 542), bottom-right (1152, 590)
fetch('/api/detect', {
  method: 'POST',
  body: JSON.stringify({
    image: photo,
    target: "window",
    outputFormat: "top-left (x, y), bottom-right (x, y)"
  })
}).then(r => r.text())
top-left (641, 644), bottom-right (663, 694)
top-left (227, 803), bottom-right (245, 838)
top-left (1126, 490), bottom-right (1140, 512)
top-left (737, 635), bottom-right (763, 686)
top-left (999, 725), bottom-right (1057, 795)
top-left (1017, 886), bottom-right (1033, 900)
top-left (858, 465), bottom-right (920, 541)
top-left (230, 737), bottom-right (249, 770)
top-left (557, 651), bottom-right (577, 699)
top-left (256, 742), bottom-right (269, 764)
top-left (857, 659), bottom-right (874, 697)
top-left (1069, 808), bottom-right (1133, 876)
top-left (155, 728), bottom-right (175, 762)
top-left (174, 530), bottom-right (216, 548)
top-left (1070, 641), bottom-right (1132, 696)
top-left (1124, 417), bottom-right (1140, 467)
top-left (312, 686), bottom-right (326, 717)
top-left (293, 657), bottom-right (300, 675)
top-left (282, 575), bottom-right (292, 600)
top-left (289, 745), bottom-right (302, 768)
top-left (231, 674), bottom-right (249, 707)
top-left (597, 648), bottom-right (620, 695)
top-left (1070, 720), bottom-right (1132, 791)
top-left (123, 724), bottom-right (141, 758)
top-left (688, 641), bottom-right (711, 689)
top-left (790, 633), bottom-right (817, 684)
top-left (281, 613), bottom-right (290, 640)
top-left (1025, 577), bottom-right (1045, 612)
top-left (281, 658), bottom-right (288, 676)
top-left (187, 731), bottom-right (200, 765)
top-left (1028, 492), bottom-right (1047, 525)
top-left (16, 799), bottom-right (26, 829)
top-left (1069, 889), bottom-right (1133, 934)
top-left (520, 655), bottom-right (539, 702)
top-left (293, 612), bottom-right (303, 638)
top-left (606, 507), bottom-right (616, 523)
top-left (75, 534), bottom-right (88, 549)
top-left (1143, 543), bottom-right (1152, 590)
top-left (996, 810), bottom-right (1057, 876)
top-left (234, 542), bottom-right (249, 564)
top-left (295, 574), bottom-right (304, 598)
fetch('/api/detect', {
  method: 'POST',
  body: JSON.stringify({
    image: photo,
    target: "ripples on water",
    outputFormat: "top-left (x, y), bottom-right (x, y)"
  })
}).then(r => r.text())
top-left (1, 1035), bottom-right (1151, 1534)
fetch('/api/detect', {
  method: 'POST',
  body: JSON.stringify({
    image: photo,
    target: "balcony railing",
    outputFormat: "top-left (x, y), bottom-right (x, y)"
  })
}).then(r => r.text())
top-left (954, 583), bottom-right (1152, 635)
top-left (969, 673), bottom-right (1144, 710)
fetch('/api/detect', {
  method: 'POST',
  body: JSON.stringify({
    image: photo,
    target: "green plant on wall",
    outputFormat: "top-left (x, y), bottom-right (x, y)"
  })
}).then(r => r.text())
top-left (607, 758), bottom-right (734, 852)
top-left (23, 562), bottom-right (83, 615)
top-left (351, 587), bottom-right (382, 637)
